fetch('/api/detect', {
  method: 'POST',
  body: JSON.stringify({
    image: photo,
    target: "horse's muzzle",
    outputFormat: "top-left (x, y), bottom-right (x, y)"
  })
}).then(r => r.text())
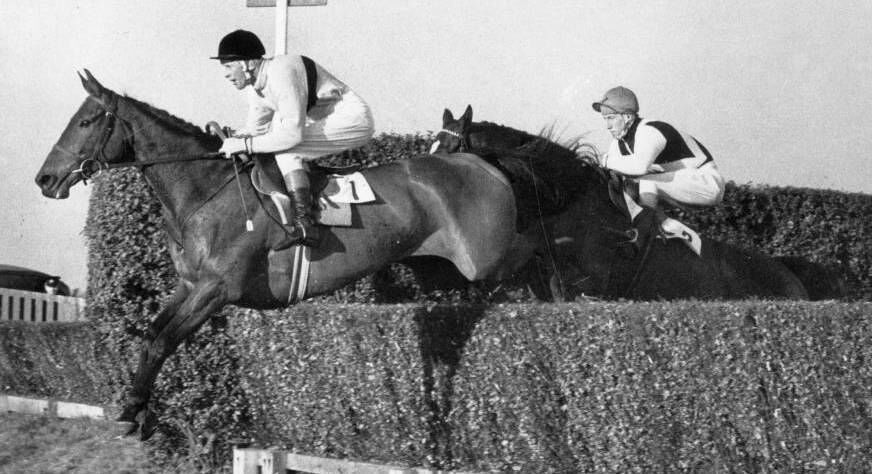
top-left (35, 170), bottom-right (79, 199)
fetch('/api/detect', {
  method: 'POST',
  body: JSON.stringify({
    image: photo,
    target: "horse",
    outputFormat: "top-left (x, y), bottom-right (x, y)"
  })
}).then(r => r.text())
top-left (432, 105), bottom-right (543, 154)
top-left (34, 71), bottom-right (583, 438)
top-left (433, 106), bottom-right (840, 302)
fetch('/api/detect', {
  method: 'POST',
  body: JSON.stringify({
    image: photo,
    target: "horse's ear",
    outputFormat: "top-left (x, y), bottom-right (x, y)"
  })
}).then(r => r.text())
top-left (460, 105), bottom-right (473, 123)
top-left (442, 108), bottom-right (454, 125)
top-left (78, 68), bottom-right (105, 97)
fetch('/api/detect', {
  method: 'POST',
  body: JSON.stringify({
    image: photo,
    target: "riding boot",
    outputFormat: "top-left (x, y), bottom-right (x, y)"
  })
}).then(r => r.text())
top-left (272, 168), bottom-right (320, 250)
top-left (270, 193), bottom-right (300, 251)
top-left (271, 189), bottom-right (319, 250)
top-left (291, 186), bottom-right (320, 247)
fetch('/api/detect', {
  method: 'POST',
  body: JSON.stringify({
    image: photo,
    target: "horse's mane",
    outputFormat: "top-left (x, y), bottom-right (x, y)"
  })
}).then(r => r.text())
top-left (472, 120), bottom-right (537, 138)
top-left (119, 93), bottom-right (220, 150)
top-left (469, 122), bottom-right (603, 230)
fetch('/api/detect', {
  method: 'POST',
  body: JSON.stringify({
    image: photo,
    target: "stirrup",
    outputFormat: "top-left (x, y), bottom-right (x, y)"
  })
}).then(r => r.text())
top-left (297, 221), bottom-right (320, 247)
top-left (659, 218), bottom-right (702, 256)
top-left (271, 229), bottom-right (297, 251)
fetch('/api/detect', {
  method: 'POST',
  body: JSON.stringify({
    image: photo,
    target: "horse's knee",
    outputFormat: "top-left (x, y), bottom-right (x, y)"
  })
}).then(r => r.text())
top-left (142, 335), bottom-right (173, 365)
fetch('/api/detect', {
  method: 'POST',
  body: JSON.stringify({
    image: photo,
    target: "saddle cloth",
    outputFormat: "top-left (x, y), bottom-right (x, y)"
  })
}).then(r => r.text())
top-left (316, 172), bottom-right (376, 225)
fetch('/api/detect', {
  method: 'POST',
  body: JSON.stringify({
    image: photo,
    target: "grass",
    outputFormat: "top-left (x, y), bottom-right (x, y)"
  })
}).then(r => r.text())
top-left (0, 412), bottom-right (174, 474)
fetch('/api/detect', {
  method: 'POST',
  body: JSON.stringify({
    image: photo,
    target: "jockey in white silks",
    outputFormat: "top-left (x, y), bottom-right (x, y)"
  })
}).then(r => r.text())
top-left (212, 30), bottom-right (374, 250)
top-left (592, 86), bottom-right (725, 254)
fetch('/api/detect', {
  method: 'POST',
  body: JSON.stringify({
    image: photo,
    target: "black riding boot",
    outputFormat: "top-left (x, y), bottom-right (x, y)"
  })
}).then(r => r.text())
top-left (272, 188), bottom-right (321, 251)
top-left (272, 187), bottom-right (319, 250)
top-left (291, 186), bottom-right (320, 247)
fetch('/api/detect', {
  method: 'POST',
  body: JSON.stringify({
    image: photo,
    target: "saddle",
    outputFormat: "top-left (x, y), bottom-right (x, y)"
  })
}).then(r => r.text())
top-left (249, 155), bottom-right (374, 227)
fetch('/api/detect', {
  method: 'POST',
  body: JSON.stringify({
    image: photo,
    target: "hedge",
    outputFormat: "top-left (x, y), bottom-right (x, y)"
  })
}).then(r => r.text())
top-left (0, 322), bottom-right (116, 402)
top-left (5, 301), bottom-right (872, 472)
top-left (448, 301), bottom-right (872, 472)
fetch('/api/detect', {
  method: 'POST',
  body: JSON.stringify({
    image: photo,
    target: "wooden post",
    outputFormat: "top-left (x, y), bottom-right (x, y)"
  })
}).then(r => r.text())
top-left (232, 447), bottom-right (261, 474)
top-left (259, 449), bottom-right (286, 473)
top-left (246, 0), bottom-right (327, 56)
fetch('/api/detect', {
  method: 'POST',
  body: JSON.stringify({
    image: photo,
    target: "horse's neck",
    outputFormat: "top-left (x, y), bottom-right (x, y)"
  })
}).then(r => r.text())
top-left (141, 160), bottom-right (234, 225)
top-left (123, 102), bottom-right (231, 225)
top-left (470, 122), bottom-right (534, 149)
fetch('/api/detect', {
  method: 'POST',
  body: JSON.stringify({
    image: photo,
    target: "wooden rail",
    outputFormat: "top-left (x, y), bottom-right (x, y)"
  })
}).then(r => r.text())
top-left (233, 448), bottom-right (483, 474)
top-left (0, 288), bottom-right (86, 322)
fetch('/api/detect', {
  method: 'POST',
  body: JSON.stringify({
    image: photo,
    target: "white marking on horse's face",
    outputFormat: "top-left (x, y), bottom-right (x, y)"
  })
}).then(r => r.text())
top-left (429, 140), bottom-right (440, 154)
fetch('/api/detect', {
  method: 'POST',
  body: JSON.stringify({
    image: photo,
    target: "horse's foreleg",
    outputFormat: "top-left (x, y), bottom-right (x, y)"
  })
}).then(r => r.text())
top-left (118, 284), bottom-right (189, 425)
top-left (119, 279), bottom-right (228, 439)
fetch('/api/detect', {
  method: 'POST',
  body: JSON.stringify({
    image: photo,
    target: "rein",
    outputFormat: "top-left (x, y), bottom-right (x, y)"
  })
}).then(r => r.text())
top-left (62, 92), bottom-right (255, 233)
top-left (59, 95), bottom-right (223, 183)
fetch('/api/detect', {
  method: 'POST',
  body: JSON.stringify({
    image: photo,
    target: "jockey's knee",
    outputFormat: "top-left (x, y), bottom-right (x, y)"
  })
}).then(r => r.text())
top-left (275, 154), bottom-right (307, 170)
top-left (697, 182), bottom-right (725, 206)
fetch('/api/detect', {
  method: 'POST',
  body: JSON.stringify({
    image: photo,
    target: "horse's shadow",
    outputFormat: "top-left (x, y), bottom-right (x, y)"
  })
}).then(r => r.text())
top-left (414, 303), bottom-right (487, 463)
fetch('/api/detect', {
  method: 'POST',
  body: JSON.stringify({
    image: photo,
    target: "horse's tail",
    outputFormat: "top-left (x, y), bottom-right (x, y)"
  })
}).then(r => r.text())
top-left (775, 256), bottom-right (848, 300)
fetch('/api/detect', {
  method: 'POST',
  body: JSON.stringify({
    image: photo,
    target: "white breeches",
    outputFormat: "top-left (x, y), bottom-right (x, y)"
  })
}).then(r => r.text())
top-left (636, 161), bottom-right (725, 209)
top-left (275, 90), bottom-right (375, 174)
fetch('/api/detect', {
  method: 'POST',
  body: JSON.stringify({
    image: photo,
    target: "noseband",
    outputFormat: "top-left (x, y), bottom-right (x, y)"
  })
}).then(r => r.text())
top-left (437, 128), bottom-right (469, 152)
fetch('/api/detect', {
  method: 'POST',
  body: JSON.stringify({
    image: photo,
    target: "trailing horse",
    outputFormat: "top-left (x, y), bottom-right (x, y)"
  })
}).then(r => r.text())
top-left (35, 72), bottom-right (585, 438)
top-left (434, 106), bottom-right (842, 301)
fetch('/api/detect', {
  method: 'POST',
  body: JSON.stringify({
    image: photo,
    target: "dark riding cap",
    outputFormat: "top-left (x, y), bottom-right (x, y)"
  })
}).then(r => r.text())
top-left (211, 30), bottom-right (266, 61)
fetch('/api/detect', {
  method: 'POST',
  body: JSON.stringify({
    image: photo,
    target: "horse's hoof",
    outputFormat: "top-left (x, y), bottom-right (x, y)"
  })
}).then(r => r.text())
top-left (139, 409), bottom-right (158, 441)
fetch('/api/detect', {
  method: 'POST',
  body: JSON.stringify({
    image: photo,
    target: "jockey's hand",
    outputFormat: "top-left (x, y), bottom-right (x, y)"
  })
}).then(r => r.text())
top-left (204, 122), bottom-right (234, 138)
top-left (219, 137), bottom-right (247, 157)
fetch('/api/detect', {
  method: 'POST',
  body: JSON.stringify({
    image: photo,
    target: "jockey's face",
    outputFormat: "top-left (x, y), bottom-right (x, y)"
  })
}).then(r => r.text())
top-left (602, 112), bottom-right (636, 139)
top-left (221, 60), bottom-right (250, 90)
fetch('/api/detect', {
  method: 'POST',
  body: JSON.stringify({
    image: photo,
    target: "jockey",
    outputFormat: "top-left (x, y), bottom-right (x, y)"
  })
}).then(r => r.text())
top-left (592, 86), bottom-right (725, 253)
top-left (212, 29), bottom-right (374, 249)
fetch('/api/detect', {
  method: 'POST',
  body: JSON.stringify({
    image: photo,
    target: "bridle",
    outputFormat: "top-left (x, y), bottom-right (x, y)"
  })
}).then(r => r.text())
top-left (52, 93), bottom-right (221, 183)
top-left (436, 128), bottom-right (469, 152)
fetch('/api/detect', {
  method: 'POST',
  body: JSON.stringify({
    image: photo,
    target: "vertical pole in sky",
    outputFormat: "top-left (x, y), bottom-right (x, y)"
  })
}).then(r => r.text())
top-left (247, 0), bottom-right (328, 56)
top-left (275, 3), bottom-right (288, 55)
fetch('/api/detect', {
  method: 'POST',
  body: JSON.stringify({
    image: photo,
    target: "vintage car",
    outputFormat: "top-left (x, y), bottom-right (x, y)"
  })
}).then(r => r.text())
top-left (0, 264), bottom-right (71, 296)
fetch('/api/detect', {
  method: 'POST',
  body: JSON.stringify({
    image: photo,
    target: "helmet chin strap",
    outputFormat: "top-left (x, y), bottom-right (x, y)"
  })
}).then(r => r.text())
top-left (616, 115), bottom-right (636, 140)
top-left (243, 59), bottom-right (260, 86)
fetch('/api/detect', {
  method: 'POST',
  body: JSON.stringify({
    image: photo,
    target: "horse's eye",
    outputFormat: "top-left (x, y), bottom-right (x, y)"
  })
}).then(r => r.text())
top-left (79, 119), bottom-right (91, 127)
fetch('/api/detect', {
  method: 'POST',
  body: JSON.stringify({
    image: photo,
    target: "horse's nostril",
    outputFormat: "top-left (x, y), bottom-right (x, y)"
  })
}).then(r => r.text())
top-left (36, 174), bottom-right (53, 187)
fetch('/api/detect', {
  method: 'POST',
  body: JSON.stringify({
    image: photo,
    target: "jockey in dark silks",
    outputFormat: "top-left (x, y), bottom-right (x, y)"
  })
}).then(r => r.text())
top-left (212, 30), bottom-right (374, 250)
top-left (593, 86), bottom-right (725, 254)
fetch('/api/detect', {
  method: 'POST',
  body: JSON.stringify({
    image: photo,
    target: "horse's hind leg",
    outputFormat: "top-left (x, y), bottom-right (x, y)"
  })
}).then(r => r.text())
top-left (118, 279), bottom-right (228, 440)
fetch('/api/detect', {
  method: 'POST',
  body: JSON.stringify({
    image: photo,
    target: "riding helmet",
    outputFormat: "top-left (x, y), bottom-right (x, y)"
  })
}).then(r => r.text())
top-left (211, 30), bottom-right (266, 61)
top-left (592, 86), bottom-right (639, 114)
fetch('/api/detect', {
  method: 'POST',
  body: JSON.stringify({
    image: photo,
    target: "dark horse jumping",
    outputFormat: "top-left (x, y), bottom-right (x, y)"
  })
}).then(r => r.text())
top-left (434, 105), bottom-right (844, 301)
top-left (35, 72), bottom-right (590, 438)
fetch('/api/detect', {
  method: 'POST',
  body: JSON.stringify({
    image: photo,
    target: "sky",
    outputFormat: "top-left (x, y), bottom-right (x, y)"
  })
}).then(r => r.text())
top-left (2, 0), bottom-right (871, 292)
